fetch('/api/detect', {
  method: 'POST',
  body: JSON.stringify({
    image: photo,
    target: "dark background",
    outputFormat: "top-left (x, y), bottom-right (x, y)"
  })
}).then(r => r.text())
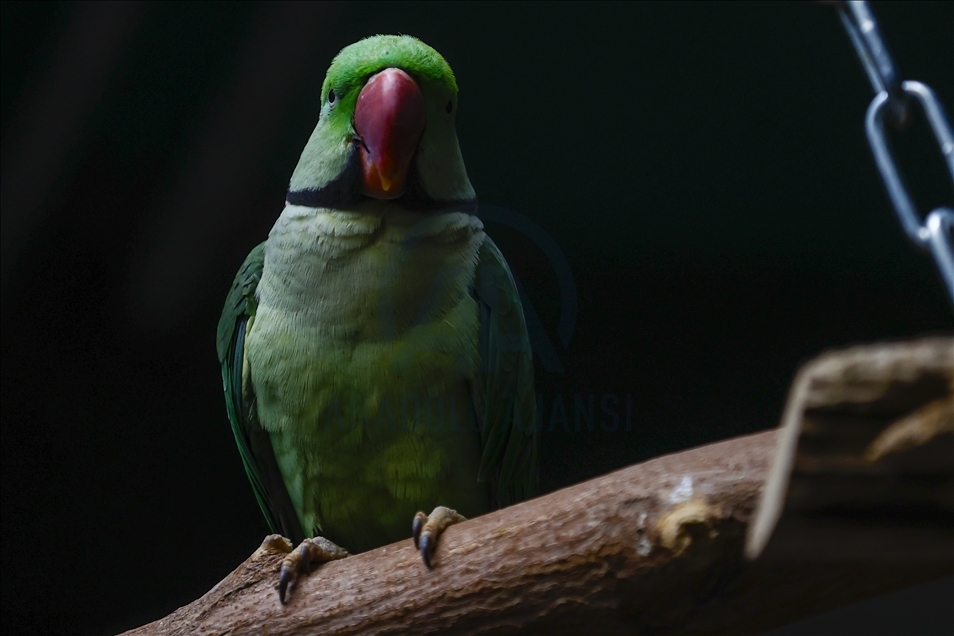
top-left (2, 2), bottom-right (952, 634)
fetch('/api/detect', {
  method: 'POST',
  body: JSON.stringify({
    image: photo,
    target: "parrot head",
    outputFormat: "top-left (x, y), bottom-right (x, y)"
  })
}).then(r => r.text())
top-left (287, 35), bottom-right (476, 210)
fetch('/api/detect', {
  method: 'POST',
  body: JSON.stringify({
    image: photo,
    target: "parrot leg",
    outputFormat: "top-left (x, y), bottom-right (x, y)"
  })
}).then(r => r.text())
top-left (412, 506), bottom-right (466, 568)
top-left (277, 536), bottom-right (349, 604)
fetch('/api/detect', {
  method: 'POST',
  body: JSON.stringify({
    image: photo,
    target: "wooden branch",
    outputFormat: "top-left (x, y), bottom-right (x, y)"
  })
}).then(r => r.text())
top-left (125, 432), bottom-right (776, 635)
top-left (124, 337), bottom-right (954, 636)
top-left (747, 336), bottom-right (954, 562)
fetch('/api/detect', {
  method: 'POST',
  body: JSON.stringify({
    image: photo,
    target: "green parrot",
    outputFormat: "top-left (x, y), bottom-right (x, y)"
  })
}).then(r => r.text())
top-left (216, 35), bottom-right (537, 603)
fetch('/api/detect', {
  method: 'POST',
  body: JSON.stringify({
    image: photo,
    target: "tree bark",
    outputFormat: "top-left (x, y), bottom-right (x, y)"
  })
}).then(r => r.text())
top-left (123, 337), bottom-right (953, 635)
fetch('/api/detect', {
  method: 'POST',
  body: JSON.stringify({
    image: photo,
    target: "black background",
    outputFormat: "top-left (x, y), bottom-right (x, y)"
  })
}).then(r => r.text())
top-left (2, 2), bottom-right (952, 634)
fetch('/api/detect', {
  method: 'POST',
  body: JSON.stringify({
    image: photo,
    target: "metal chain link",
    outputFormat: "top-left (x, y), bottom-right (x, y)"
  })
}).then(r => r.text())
top-left (833, 1), bottom-right (954, 306)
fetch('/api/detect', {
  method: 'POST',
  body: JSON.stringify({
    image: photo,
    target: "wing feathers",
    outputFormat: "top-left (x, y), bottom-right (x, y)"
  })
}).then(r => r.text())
top-left (471, 237), bottom-right (539, 508)
top-left (217, 243), bottom-right (305, 543)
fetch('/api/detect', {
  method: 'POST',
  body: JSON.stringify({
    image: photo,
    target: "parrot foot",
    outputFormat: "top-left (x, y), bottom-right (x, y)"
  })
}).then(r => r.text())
top-left (412, 506), bottom-right (466, 568)
top-left (277, 536), bottom-right (349, 604)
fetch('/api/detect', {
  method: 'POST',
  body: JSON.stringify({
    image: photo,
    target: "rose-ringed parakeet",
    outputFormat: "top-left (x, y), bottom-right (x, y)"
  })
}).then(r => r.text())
top-left (216, 35), bottom-right (537, 603)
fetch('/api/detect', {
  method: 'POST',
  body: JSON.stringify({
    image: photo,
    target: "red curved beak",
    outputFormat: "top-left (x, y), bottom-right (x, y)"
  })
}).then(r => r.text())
top-left (353, 68), bottom-right (426, 200)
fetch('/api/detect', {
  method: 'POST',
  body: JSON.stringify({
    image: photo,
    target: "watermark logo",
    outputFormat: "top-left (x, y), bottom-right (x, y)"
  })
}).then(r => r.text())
top-left (314, 390), bottom-right (640, 435)
top-left (477, 204), bottom-right (576, 373)
top-left (334, 204), bottom-right (640, 436)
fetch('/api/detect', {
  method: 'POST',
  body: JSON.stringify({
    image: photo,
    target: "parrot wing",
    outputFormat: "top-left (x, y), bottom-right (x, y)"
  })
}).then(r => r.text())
top-left (470, 236), bottom-right (540, 509)
top-left (216, 243), bottom-right (305, 543)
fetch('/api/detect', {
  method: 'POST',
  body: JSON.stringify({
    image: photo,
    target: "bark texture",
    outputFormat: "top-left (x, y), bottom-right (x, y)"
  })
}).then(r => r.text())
top-left (124, 337), bottom-right (954, 635)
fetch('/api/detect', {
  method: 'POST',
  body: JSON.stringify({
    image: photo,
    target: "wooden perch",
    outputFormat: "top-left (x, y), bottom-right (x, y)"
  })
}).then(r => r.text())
top-left (747, 336), bottom-right (954, 562)
top-left (124, 337), bottom-right (954, 636)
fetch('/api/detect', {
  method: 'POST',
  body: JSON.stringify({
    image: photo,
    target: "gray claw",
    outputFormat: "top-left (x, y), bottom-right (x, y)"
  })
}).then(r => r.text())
top-left (277, 565), bottom-right (293, 605)
top-left (419, 533), bottom-right (433, 569)
top-left (412, 513), bottom-right (424, 549)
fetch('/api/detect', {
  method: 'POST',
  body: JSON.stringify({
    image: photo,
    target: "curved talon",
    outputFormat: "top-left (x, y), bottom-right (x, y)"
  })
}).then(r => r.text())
top-left (275, 537), bottom-right (348, 605)
top-left (419, 533), bottom-right (433, 568)
top-left (411, 506), bottom-right (465, 569)
top-left (412, 511), bottom-right (427, 549)
top-left (277, 543), bottom-right (309, 605)
top-left (277, 564), bottom-right (294, 605)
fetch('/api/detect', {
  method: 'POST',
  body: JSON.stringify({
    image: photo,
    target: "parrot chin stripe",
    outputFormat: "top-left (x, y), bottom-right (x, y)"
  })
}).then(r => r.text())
top-left (287, 146), bottom-right (477, 213)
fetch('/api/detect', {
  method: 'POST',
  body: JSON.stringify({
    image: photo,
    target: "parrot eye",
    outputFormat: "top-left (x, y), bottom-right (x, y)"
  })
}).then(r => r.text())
top-left (446, 100), bottom-right (453, 114)
top-left (328, 89), bottom-right (337, 106)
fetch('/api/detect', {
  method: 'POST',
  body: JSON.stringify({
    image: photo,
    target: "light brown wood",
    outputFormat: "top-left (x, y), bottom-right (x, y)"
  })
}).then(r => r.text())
top-left (123, 431), bottom-right (777, 636)
top-left (123, 337), bottom-right (954, 635)
top-left (747, 336), bottom-right (954, 562)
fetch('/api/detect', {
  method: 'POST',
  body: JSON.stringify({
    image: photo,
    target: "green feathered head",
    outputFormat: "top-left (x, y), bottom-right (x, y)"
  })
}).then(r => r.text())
top-left (287, 35), bottom-right (475, 211)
